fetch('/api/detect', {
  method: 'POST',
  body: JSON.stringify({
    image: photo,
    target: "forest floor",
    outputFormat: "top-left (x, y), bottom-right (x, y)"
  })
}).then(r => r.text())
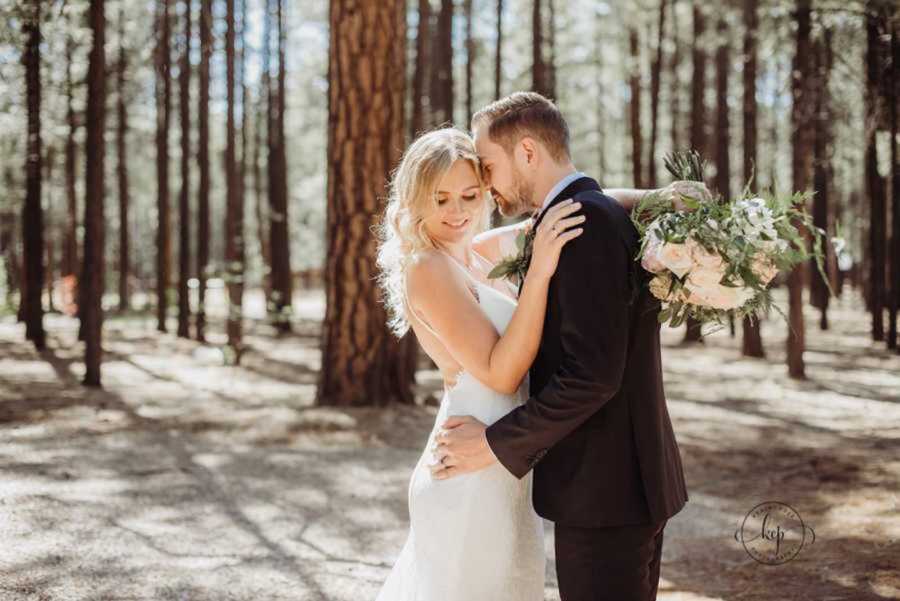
top-left (0, 287), bottom-right (898, 601)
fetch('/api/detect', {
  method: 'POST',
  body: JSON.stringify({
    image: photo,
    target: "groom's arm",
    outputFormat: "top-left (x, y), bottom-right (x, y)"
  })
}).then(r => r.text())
top-left (484, 197), bottom-right (632, 479)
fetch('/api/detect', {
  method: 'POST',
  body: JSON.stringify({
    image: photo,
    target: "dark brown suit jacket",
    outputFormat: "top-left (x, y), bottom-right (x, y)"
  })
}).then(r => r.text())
top-left (485, 176), bottom-right (689, 528)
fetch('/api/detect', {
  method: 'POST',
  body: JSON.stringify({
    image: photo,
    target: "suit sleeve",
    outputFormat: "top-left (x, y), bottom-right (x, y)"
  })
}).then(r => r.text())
top-left (485, 200), bottom-right (632, 479)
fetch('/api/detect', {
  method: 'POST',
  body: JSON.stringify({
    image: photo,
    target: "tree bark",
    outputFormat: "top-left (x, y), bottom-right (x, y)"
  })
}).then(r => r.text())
top-left (531, 0), bottom-right (551, 98)
top-left (155, 0), bottom-right (172, 333)
top-left (22, 0), bottom-right (46, 349)
top-left (64, 25), bottom-right (79, 281)
top-left (117, 1), bottom-right (130, 313)
top-left (714, 16), bottom-right (730, 201)
top-left (648, 0), bottom-right (667, 188)
top-left (810, 30), bottom-right (833, 330)
top-left (410, 0), bottom-right (431, 137)
top-left (268, 0), bottom-right (291, 334)
top-left (865, 4), bottom-right (887, 343)
top-left (683, 1), bottom-right (706, 344)
top-left (431, 0), bottom-right (454, 124)
top-left (319, 0), bottom-right (414, 406)
top-left (225, 0), bottom-right (244, 358)
top-left (629, 28), bottom-right (643, 189)
top-left (495, 0), bottom-right (503, 100)
top-left (888, 14), bottom-right (899, 351)
top-left (464, 0), bottom-right (474, 125)
top-left (741, 0), bottom-right (764, 357)
top-left (195, 0), bottom-right (211, 341)
top-left (177, 0), bottom-right (192, 338)
top-left (82, 0), bottom-right (107, 386)
top-left (787, 0), bottom-right (813, 379)
top-left (669, 0), bottom-right (682, 152)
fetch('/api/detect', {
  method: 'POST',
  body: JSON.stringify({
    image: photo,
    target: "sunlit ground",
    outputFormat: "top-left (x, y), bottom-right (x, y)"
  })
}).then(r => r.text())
top-left (1, 286), bottom-right (898, 600)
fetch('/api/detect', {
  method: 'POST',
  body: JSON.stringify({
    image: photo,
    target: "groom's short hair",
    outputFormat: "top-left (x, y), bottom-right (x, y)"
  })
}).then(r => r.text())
top-left (471, 92), bottom-right (571, 163)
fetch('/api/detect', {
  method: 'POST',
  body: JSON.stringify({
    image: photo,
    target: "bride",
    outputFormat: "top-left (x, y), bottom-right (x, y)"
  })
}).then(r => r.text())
top-left (373, 127), bottom-right (660, 600)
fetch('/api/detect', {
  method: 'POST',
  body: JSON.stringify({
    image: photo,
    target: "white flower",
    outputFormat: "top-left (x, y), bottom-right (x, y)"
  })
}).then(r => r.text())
top-left (641, 237), bottom-right (667, 273)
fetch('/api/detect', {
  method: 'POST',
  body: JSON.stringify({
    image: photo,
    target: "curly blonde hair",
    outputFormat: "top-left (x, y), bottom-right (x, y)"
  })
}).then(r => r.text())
top-left (375, 128), bottom-right (493, 338)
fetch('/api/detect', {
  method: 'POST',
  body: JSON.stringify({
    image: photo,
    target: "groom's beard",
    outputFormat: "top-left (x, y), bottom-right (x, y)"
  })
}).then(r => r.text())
top-left (493, 173), bottom-right (535, 218)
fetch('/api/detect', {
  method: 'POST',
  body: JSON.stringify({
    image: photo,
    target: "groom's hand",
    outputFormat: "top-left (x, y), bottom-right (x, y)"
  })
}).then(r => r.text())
top-left (430, 415), bottom-right (497, 480)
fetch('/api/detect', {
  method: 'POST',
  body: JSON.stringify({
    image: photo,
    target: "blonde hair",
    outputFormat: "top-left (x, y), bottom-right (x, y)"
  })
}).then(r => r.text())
top-left (375, 128), bottom-right (493, 338)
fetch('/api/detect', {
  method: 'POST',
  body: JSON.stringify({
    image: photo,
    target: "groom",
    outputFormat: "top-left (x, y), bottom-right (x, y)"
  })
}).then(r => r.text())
top-left (433, 92), bottom-right (689, 601)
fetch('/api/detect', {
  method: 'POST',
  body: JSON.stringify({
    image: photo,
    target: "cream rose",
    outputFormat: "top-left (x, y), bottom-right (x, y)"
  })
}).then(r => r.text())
top-left (641, 237), bottom-right (667, 274)
top-left (657, 242), bottom-right (693, 278)
top-left (648, 273), bottom-right (673, 300)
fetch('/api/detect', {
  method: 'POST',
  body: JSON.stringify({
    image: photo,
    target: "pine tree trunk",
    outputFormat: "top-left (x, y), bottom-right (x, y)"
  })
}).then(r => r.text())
top-left (253, 89), bottom-right (271, 307)
top-left (888, 15), bottom-right (899, 351)
top-left (225, 0), bottom-right (244, 359)
top-left (117, 1), bottom-right (130, 312)
top-left (648, 0), bottom-right (667, 188)
top-left (177, 0), bottom-right (192, 338)
top-left (82, 0), bottom-right (106, 386)
top-left (155, 0), bottom-right (172, 333)
top-left (319, 0), bottom-right (414, 406)
top-left (195, 0), bottom-right (211, 341)
top-left (741, 0), bottom-right (764, 357)
top-left (495, 0), bottom-right (503, 100)
top-left (547, 0), bottom-right (556, 99)
top-left (810, 31), bottom-right (833, 330)
top-left (683, 2), bottom-right (706, 344)
top-left (269, 0), bottom-right (291, 334)
top-left (431, 0), bottom-right (454, 124)
top-left (532, 0), bottom-right (550, 98)
top-left (64, 26), bottom-right (79, 280)
top-left (22, 0), bottom-right (46, 350)
top-left (595, 10), bottom-right (606, 176)
top-left (629, 28), bottom-right (643, 189)
top-left (44, 146), bottom-right (56, 314)
top-left (714, 16), bottom-right (730, 201)
top-left (410, 0), bottom-right (431, 137)
top-left (787, 0), bottom-right (813, 379)
top-left (865, 4), bottom-right (886, 343)
top-left (669, 0), bottom-right (682, 152)
top-left (464, 0), bottom-right (474, 125)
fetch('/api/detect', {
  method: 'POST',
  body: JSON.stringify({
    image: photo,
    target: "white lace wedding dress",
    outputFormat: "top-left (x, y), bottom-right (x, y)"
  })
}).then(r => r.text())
top-left (375, 256), bottom-right (545, 601)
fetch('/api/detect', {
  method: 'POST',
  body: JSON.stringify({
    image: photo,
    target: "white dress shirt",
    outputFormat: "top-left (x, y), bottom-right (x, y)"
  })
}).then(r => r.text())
top-left (535, 171), bottom-right (587, 221)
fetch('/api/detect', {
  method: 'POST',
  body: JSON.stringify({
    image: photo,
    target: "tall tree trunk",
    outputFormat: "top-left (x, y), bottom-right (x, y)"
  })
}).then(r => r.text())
top-left (865, 4), bottom-right (886, 343)
top-left (714, 15), bottom-right (733, 336)
top-left (410, 0), bottom-right (431, 137)
top-left (269, 0), bottom-right (291, 333)
top-left (531, 0), bottom-right (551, 98)
top-left (495, 0), bottom-right (503, 100)
top-left (225, 0), bottom-right (244, 358)
top-left (64, 25), bottom-right (79, 280)
top-left (319, 0), bottom-right (414, 406)
top-left (741, 0), bottom-right (764, 357)
top-left (595, 9), bottom-right (606, 176)
top-left (714, 16), bottom-right (730, 201)
top-left (683, 1), bottom-right (706, 344)
top-left (1, 166), bottom-right (20, 308)
top-left (155, 0), bottom-right (172, 333)
top-left (253, 89), bottom-right (271, 307)
top-left (82, 0), bottom-right (106, 386)
top-left (648, 0), bottom-right (667, 187)
top-left (629, 28), bottom-right (643, 189)
top-left (669, 0), bottom-right (682, 152)
top-left (44, 146), bottom-right (56, 314)
top-left (431, 0), bottom-right (454, 124)
top-left (547, 0), bottom-right (556, 99)
top-left (464, 0), bottom-right (474, 125)
top-left (787, 0), bottom-right (813, 379)
top-left (888, 15), bottom-right (899, 351)
top-left (177, 0), bottom-right (192, 338)
top-left (195, 0), bottom-right (211, 341)
top-left (810, 30), bottom-right (833, 330)
top-left (117, 1), bottom-right (130, 312)
top-left (22, 0), bottom-right (46, 349)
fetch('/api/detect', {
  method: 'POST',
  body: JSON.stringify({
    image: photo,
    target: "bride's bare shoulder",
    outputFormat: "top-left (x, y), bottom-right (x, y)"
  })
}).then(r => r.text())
top-left (406, 251), bottom-right (459, 299)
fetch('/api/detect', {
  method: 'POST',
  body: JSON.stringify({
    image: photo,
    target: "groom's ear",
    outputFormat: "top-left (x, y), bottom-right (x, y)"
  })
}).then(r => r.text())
top-left (517, 137), bottom-right (538, 167)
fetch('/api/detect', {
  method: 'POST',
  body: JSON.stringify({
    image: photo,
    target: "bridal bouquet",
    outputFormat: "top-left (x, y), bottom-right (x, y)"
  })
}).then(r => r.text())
top-left (634, 150), bottom-right (830, 329)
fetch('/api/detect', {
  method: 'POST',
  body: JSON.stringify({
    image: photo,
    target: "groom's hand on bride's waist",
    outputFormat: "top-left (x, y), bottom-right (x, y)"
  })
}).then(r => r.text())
top-left (430, 415), bottom-right (497, 480)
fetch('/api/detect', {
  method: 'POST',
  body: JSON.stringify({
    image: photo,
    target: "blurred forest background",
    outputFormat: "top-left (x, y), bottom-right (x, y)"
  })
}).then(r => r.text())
top-left (0, 1), bottom-right (899, 599)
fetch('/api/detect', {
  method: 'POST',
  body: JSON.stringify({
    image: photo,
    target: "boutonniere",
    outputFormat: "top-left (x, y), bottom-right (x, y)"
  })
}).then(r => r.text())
top-left (487, 222), bottom-right (536, 286)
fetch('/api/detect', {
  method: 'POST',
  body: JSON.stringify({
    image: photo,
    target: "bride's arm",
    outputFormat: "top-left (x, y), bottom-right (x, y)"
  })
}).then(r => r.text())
top-left (408, 201), bottom-right (584, 395)
top-left (472, 186), bottom-right (696, 264)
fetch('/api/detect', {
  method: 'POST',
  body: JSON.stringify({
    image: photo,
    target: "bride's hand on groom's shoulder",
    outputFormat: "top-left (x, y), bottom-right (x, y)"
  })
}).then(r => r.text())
top-left (664, 180), bottom-right (713, 210)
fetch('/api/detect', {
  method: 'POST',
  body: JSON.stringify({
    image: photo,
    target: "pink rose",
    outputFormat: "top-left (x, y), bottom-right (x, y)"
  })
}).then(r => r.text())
top-left (684, 281), bottom-right (743, 310)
